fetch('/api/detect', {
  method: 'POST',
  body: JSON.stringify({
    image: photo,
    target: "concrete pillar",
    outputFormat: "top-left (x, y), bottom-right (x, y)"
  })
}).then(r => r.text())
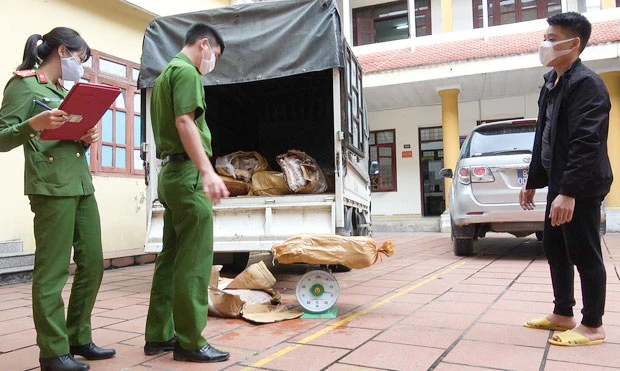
top-left (408, 0), bottom-right (417, 38)
top-left (438, 88), bottom-right (460, 209)
top-left (601, 0), bottom-right (615, 9)
top-left (601, 71), bottom-right (620, 232)
top-left (441, 0), bottom-right (453, 32)
top-left (343, 0), bottom-right (351, 42)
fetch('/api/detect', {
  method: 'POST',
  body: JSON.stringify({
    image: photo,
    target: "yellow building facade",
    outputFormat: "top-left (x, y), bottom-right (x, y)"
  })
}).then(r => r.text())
top-left (0, 0), bottom-right (226, 255)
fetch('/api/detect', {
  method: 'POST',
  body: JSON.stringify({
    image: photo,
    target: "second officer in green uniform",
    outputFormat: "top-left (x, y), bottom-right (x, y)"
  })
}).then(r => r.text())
top-left (0, 28), bottom-right (115, 371)
top-left (143, 23), bottom-right (230, 363)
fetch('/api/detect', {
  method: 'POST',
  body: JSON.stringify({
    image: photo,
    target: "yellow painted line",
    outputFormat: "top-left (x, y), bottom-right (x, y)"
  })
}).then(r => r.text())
top-left (243, 261), bottom-right (466, 370)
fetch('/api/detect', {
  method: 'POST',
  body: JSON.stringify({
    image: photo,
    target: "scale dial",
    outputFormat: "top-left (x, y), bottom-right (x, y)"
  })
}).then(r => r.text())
top-left (296, 269), bottom-right (340, 313)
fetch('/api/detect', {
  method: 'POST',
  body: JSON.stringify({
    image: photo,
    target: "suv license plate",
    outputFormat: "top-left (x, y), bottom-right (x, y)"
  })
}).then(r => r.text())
top-left (517, 169), bottom-right (528, 186)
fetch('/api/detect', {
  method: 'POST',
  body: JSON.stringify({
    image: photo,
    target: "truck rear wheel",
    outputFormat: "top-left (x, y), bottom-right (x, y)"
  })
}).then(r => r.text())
top-left (229, 252), bottom-right (250, 273)
top-left (322, 264), bottom-right (351, 273)
top-left (344, 207), bottom-right (354, 236)
top-left (216, 252), bottom-right (250, 274)
top-left (353, 211), bottom-right (369, 236)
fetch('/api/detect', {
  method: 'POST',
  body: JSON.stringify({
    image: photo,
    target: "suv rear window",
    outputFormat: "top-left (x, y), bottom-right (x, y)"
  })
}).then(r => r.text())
top-left (461, 124), bottom-right (536, 159)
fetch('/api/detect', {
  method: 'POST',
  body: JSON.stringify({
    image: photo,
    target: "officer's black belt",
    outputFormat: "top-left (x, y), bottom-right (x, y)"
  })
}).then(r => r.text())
top-left (162, 152), bottom-right (189, 165)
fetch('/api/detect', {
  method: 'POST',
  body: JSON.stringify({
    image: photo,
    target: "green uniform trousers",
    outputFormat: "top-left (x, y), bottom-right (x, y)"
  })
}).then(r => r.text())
top-left (145, 161), bottom-right (213, 350)
top-left (29, 194), bottom-right (103, 358)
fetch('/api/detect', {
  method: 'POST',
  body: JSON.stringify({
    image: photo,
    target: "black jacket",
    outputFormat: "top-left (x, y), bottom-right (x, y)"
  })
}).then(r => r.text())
top-left (526, 59), bottom-right (612, 199)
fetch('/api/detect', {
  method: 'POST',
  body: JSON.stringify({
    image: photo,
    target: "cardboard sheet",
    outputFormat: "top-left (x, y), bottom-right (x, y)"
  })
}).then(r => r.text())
top-left (208, 262), bottom-right (302, 323)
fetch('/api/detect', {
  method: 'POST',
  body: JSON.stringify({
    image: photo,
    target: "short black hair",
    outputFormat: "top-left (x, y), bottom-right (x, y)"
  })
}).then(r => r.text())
top-left (184, 23), bottom-right (225, 55)
top-left (547, 12), bottom-right (591, 53)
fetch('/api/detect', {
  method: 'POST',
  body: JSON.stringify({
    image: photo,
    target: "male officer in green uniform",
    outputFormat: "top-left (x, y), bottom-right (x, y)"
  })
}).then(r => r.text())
top-left (143, 23), bottom-right (230, 363)
top-left (0, 28), bottom-right (114, 371)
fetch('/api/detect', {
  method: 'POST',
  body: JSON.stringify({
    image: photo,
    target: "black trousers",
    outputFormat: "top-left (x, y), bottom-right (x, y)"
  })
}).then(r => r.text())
top-left (542, 191), bottom-right (606, 327)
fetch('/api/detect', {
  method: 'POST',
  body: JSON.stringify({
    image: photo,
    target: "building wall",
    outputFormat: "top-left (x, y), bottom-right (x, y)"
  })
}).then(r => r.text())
top-left (431, 0), bottom-right (444, 33)
top-left (348, 0), bottom-right (602, 39)
top-left (355, 2), bottom-right (619, 219)
top-left (452, 0), bottom-right (473, 32)
top-left (125, 0), bottom-right (230, 16)
top-left (369, 105), bottom-right (436, 216)
top-left (369, 93), bottom-right (539, 216)
top-left (0, 0), bottom-right (153, 253)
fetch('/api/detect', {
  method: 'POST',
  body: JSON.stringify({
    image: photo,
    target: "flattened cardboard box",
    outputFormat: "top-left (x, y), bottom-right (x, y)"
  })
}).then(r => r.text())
top-left (208, 261), bottom-right (302, 324)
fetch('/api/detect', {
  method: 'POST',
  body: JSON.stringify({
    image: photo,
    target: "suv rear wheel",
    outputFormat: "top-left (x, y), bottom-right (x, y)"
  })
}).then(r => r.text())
top-left (451, 219), bottom-right (475, 256)
top-left (453, 238), bottom-right (474, 256)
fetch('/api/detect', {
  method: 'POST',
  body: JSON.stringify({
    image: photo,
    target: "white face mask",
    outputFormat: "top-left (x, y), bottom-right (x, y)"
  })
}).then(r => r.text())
top-left (61, 55), bottom-right (84, 82)
top-left (538, 38), bottom-right (575, 67)
top-left (199, 44), bottom-right (216, 75)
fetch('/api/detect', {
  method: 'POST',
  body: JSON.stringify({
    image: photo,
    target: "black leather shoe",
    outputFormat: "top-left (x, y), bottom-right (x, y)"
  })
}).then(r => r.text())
top-left (70, 343), bottom-right (116, 360)
top-left (39, 355), bottom-right (90, 371)
top-left (144, 336), bottom-right (177, 355)
top-left (173, 343), bottom-right (230, 363)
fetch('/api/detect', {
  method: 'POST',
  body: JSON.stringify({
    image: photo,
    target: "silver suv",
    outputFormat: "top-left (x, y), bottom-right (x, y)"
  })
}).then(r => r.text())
top-left (440, 119), bottom-right (546, 256)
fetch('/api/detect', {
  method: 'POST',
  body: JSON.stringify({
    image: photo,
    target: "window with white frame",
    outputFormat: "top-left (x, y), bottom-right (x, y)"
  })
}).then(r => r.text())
top-left (353, 0), bottom-right (432, 46)
top-left (369, 129), bottom-right (397, 192)
top-left (473, 0), bottom-right (562, 28)
top-left (67, 51), bottom-right (143, 176)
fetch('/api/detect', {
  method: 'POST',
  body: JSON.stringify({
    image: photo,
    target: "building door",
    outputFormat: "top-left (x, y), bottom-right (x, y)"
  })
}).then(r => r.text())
top-left (419, 127), bottom-right (444, 216)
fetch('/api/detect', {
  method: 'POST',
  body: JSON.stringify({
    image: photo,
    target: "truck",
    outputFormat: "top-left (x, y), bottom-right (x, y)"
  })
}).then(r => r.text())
top-left (138, 0), bottom-right (373, 271)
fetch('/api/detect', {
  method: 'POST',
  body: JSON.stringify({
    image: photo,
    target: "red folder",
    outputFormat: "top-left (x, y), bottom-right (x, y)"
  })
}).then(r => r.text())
top-left (40, 83), bottom-right (122, 141)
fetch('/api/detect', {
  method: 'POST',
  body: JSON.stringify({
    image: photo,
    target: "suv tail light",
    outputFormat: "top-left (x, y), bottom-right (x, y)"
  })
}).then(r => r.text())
top-left (457, 167), bottom-right (471, 185)
top-left (457, 166), bottom-right (495, 184)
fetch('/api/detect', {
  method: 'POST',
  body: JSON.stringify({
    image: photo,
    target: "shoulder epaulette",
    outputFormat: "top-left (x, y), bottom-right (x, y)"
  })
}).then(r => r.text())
top-left (13, 69), bottom-right (47, 83)
top-left (36, 71), bottom-right (47, 83)
top-left (13, 69), bottom-right (36, 78)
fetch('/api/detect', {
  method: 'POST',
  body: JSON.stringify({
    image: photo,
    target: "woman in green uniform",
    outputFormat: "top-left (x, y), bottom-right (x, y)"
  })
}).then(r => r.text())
top-left (0, 28), bottom-right (115, 371)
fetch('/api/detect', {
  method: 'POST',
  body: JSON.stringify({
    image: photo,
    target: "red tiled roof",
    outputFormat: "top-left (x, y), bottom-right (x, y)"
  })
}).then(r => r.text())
top-left (358, 19), bottom-right (620, 73)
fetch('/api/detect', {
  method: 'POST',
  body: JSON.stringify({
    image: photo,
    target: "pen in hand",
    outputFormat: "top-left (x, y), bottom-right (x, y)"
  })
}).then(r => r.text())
top-left (33, 100), bottom-right (69, 121)
top-left (29, 100), bottom-right (69, 132)
top-left (33, 99), bottom-right (54, 111)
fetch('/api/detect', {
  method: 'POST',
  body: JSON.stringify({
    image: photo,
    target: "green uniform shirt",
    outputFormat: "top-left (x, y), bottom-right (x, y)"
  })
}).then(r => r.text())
top-left (0, 70), bottom-right (94, 196)
top-left (151, 52), bottom-right (212, 158)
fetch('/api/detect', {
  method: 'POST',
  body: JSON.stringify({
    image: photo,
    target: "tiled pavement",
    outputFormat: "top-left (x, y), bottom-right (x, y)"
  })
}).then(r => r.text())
top-left (1, 232), bottom-right (620, 371)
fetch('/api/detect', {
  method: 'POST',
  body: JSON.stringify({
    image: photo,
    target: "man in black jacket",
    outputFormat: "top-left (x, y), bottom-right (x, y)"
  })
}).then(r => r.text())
top-left (520, 12), bottom-right (612, 346)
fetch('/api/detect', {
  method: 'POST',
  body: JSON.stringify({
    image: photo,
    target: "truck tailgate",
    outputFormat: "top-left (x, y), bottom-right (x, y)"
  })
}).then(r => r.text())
top-left (145, 194), bottom-right (336, 253)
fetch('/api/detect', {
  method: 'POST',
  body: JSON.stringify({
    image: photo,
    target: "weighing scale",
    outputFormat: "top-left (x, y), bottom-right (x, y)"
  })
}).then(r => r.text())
top-left (295, 268), bottom-right (340, 318)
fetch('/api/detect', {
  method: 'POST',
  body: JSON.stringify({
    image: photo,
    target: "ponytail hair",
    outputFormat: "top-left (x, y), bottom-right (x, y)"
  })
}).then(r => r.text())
top-left (17, 34), bottom-right (43, 71)
top-left (16, 27), bottom-right (91, 71)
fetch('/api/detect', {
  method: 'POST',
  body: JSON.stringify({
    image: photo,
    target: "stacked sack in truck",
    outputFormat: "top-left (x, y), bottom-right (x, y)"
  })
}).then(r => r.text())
top-left (215, 151), bottom-right (269, 196)
top-left (249, 170), bottom-right (290, 196)
top-left (276, 149), bottom-right (327, 194)
top-left (214, 149), bottom-right (328, 196)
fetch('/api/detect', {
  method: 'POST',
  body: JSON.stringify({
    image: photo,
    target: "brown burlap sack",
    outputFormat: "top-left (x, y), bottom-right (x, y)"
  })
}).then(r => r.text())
top-left (215, 151), bottom-right (269, 182)
top-left (276, 150), bottom-right (327, 194)
top-left (250, 171), bottom-right (290, 196)
top-left (221, 175), bottom-right (250, 196)
top-left (271, 234), bottom-right (395, 269)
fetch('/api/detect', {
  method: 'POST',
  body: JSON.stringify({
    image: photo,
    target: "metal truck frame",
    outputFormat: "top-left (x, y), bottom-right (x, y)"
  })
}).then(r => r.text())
top-left (138, 0), bottom-right (372, 268)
